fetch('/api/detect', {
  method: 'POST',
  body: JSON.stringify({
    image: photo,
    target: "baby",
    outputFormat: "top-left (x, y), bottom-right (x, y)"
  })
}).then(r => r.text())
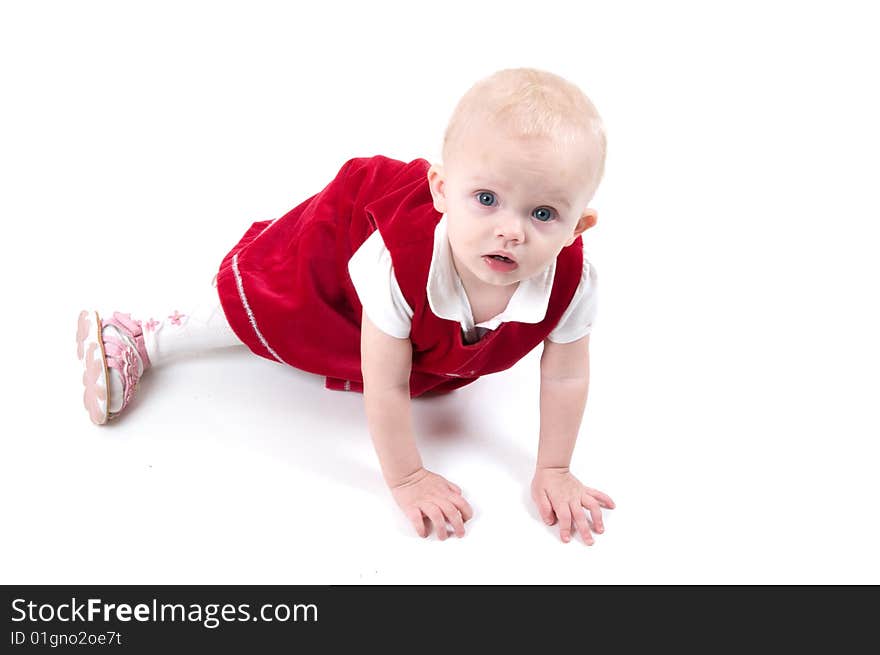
top-left (76, 67), bottom-right (616, 544)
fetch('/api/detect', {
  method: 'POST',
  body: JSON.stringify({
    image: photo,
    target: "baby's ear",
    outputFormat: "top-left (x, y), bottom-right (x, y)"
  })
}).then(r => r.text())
top-left (427, 163), bottom-right (447, 213)
top-left (565, 210), bottom-right (598, 246)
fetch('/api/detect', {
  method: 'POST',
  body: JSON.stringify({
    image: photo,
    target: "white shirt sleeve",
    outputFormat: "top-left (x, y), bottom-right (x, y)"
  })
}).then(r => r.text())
top-left (347, 229), bottom-right (414, 339)
top-left (546, 255), bottom-right (598, 343)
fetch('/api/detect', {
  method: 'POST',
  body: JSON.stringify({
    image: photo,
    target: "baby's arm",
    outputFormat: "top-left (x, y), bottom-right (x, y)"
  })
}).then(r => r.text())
top-left (360, 313), bottom-right (473, 539)
top-left (532, 335), bottom-right (615, 544)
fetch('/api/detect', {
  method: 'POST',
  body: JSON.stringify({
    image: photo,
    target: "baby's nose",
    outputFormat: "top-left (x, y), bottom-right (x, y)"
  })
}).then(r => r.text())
top-left (494, 213), bottom-right (525, 240)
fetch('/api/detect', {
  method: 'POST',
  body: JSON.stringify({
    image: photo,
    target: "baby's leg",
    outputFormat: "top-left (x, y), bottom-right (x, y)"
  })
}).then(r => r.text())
top-left (137, 276), bottom-right (244, 368)
top-left (78, 276), bottom-right (245, 424)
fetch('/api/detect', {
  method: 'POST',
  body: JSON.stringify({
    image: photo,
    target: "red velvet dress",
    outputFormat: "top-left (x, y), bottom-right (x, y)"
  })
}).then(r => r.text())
top-left (215, 155), bottom-right (583, 397)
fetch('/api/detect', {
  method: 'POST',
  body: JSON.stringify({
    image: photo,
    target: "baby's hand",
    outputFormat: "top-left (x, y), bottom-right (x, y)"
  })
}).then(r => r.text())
top-left (531, 467), bottom-right (616, 545)
top-left (389, 467), bottom-right (473, 540)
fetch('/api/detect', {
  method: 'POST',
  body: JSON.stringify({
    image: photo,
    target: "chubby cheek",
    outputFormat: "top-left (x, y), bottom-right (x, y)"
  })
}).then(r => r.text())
top-left (447, 215), bottom-right (485, 253)
top-left (524, 234), bottom-right (566, 269)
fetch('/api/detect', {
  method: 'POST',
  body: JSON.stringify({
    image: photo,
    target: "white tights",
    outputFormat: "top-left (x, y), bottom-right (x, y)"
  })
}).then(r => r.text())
top-left (132, 277), bottom-right (244, 368)
top-left (102, 277), bottom-right (244, 412)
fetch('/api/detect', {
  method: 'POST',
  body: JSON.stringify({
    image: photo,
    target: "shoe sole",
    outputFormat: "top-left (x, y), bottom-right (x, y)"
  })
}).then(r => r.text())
top-left (77, 310), bottom-right (110, 425)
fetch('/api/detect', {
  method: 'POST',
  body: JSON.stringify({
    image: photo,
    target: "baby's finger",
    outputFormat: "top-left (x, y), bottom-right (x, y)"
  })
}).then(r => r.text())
top-left (448, 493), bottom-right (474, 522)
top-left (406, 507), bottom-right (428, 538)
top-left (571, 501), bottom-right (594, 546)
top-left (435, 498), bottom-right (466, 538)
top-left (584, 487), bottom-right (616, 509)
top-left (446, 480), bottom-right (462, 495)
top-left (582, 494), bottom-right (605, 533)
top-left (554, 500), bottom-right (573, 543)
top-left (536, 488), bottom-right (555, 526)
top-left (422, 503), bottom-right (449, 541)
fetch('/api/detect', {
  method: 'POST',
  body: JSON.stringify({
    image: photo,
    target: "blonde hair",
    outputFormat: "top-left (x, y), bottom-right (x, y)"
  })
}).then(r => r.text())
top-left (442, 68), bottom-right (607, 199)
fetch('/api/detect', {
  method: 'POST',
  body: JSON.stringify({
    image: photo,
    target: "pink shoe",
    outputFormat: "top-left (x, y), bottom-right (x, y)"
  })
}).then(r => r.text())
top-left (76, 310), bottom-right (151, 425)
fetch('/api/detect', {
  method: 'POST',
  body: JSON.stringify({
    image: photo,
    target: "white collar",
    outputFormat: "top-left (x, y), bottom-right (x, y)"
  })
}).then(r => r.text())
top-left (426, 214), bottom-right (556, 332)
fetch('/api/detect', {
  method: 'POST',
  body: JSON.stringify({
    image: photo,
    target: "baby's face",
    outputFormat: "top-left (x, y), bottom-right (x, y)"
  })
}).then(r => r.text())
top-left (428, 124), bottom-right (598, 294)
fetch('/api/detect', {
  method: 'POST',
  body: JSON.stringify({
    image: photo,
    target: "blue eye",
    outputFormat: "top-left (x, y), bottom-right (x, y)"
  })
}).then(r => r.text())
top-left (533, 207), bottom-right (555, 222)
top-left (476, 191), bottom-right (496, 206)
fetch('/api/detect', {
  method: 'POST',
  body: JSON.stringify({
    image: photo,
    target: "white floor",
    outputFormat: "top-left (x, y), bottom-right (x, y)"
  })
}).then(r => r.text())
top-left (3, 297), bottom-right (878, 584)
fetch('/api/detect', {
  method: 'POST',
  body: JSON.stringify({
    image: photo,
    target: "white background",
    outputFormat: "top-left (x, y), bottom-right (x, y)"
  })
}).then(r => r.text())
top-left (1, 0), bottom-right (878, 584)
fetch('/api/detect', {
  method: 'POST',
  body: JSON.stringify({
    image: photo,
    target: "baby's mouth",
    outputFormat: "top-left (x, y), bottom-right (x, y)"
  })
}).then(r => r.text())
top-left (482, 253), bottom-right (519, 271)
